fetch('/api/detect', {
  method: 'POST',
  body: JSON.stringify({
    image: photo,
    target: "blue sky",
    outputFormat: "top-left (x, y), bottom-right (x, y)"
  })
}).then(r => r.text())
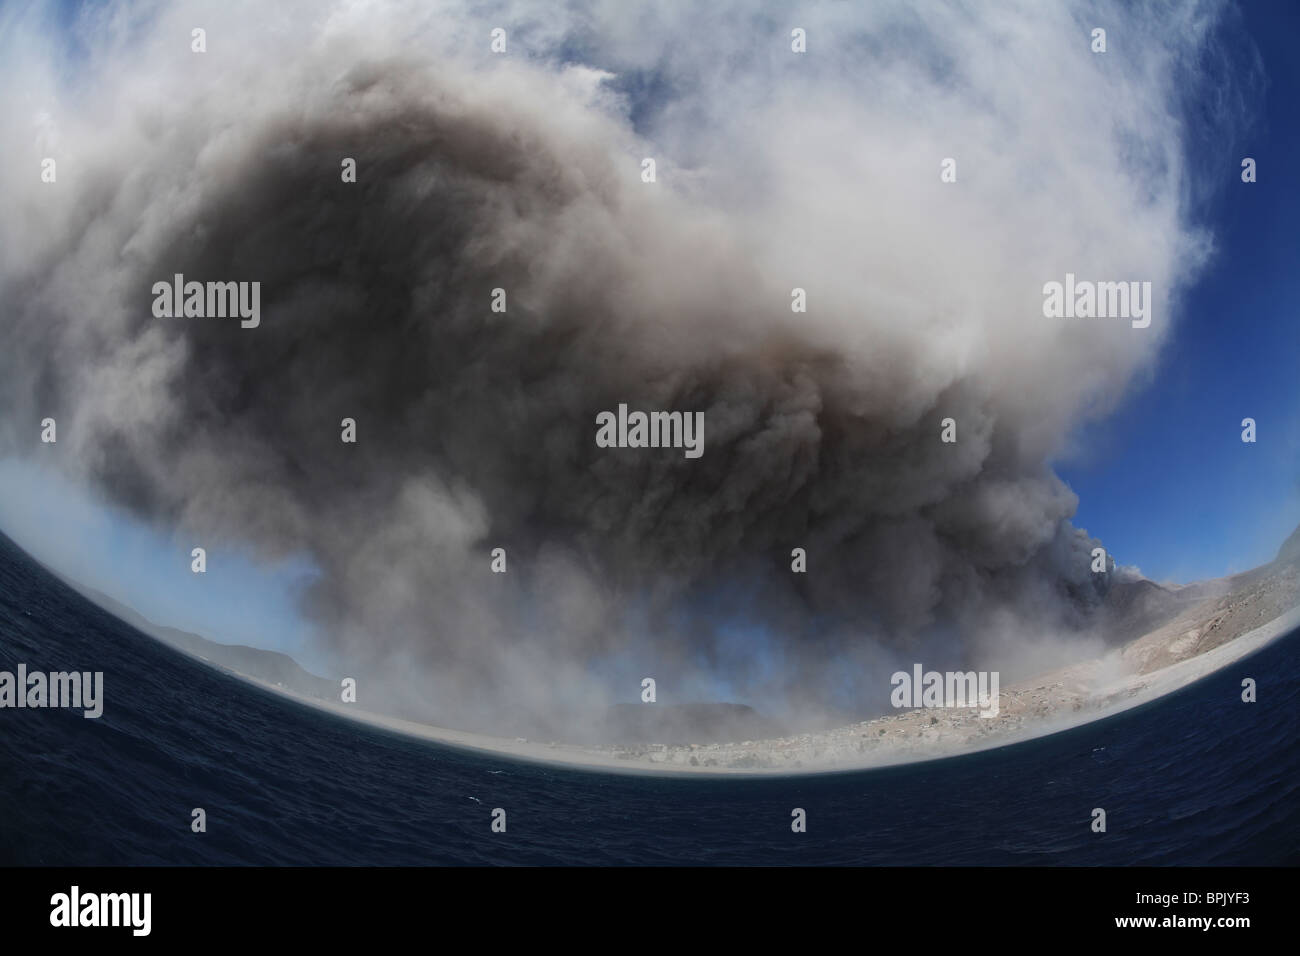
top-left (0, 0), bottom-right (1296, 660)
top-left (0, 459), bottom-right (327, 669)
top-left (1053, 0), bottom-right (1300, 582)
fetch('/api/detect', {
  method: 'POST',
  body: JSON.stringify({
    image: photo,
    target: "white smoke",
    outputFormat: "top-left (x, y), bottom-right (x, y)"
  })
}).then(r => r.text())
top-left (0, 0), bottom-right (1246, 737)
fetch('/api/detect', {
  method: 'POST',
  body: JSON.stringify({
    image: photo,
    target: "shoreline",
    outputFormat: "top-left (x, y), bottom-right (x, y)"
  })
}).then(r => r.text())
top-left (200, 601), bottom-right (1300, 778)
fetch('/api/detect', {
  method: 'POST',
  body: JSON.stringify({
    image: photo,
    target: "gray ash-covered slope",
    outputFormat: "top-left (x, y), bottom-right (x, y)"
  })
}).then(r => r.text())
top-left (602, 702), bottom-right (783, 745)
top-left (1118, 525), bottom-right (1300, 675)
top-left (1095, 578), bottom-right (1193, 646)
top-left (1086, 521), bottom-right (1300, 650)
top-left (1277, 524), bottom-right (1300, 564)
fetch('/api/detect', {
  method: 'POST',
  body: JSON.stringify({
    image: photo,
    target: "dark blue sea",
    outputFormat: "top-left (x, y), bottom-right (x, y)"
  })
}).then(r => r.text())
top-left (1, 530), bottom-right (1296, 866)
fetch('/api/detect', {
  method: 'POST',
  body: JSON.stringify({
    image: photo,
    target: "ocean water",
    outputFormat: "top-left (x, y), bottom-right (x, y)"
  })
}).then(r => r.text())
top-left (1, 530), bottom-right (1296, 866)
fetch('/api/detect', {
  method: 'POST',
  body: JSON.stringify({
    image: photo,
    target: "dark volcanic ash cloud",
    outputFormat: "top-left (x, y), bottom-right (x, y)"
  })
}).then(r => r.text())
top-left (0, 0), bottom-right (1239, 734)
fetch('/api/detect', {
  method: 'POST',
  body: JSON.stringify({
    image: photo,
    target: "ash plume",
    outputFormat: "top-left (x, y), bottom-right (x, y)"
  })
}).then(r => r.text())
top-left (0, 1), bottom-right (1246, 736)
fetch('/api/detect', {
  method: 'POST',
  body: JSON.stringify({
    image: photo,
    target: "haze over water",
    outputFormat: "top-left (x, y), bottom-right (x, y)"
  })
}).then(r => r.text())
top-left (2, 532), bottom-right (1294, 866)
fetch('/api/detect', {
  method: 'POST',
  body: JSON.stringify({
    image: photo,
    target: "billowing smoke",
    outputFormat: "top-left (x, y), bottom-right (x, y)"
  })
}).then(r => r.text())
top-left (0, 1), bottom-right (1242, 736)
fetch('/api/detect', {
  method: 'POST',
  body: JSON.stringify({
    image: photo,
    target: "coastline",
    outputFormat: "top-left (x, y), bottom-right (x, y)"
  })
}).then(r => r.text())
top-left (203, 600), bottom-right (1300, 778)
